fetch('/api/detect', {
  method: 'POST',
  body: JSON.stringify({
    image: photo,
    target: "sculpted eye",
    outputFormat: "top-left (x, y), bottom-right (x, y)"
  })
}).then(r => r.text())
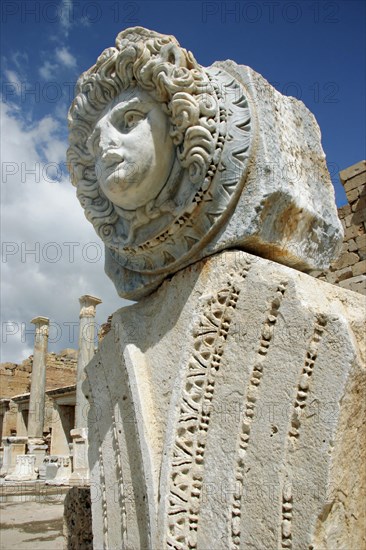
top-left (123, 110), bottom-right (144, 129)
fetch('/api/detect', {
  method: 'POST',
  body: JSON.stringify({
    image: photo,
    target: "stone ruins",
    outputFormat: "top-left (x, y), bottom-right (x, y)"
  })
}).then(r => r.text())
top-left (0, 295), bottom-right (102, 486)
top-left (312, 160), bottom-right (366, 294)
top-left (1, 24), bottom-right (364, 550)
top-left (66, 26), bottom-right (365, 550)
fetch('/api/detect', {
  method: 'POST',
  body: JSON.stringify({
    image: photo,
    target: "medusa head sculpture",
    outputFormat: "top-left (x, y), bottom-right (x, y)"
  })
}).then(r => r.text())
top-left (67, 27), bottom-right (254, 298)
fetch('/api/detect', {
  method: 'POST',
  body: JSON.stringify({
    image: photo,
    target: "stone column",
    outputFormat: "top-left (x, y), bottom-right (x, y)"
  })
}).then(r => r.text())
top-left (27, 317), bottom-right (49, 441)
top-left (70, 295), bottom-right (102, 484)
top-left (27, 316), bottom-right (49, 470)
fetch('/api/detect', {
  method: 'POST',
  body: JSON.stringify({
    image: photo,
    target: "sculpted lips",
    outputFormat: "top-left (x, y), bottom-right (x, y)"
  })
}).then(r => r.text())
top-left (101, 150), bottom-right (125, 169)
top-left (98, 151), bottom-right (127, 181)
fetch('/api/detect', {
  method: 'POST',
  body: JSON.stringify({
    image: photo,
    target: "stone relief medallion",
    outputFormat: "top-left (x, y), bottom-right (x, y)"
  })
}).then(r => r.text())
top-left (117, 66), bottom-right (255, 275)
top-left (67, 27), bottom-right (255, 293)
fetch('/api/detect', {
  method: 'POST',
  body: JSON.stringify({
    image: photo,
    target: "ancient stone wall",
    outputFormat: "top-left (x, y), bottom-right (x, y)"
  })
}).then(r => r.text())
top-left (0, 401), bottom-right (18, 436)
top-left (98, 315), bottom-right (112, 342)
top-left (0, 349), bottom-right (77, 399)
top-left (44, 350), bottom-right (78, 390)
top-left (312, 160), bottom-right (366, 294)
top-left (0, 365), bottom-right (30, 398)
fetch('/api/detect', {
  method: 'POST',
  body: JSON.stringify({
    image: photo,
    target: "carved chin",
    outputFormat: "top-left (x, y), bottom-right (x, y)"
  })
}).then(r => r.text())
top-left (103, 169), bottom-right (133, 192)
top-left (100, 171), bottom-right (159, 210)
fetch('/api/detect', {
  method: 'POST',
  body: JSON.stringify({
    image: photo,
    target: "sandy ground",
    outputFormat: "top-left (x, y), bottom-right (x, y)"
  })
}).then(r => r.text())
top-left (0, 499), bottom-right (65, 550)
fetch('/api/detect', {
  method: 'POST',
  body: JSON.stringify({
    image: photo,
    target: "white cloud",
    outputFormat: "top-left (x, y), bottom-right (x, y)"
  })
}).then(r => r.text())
top-left (1, 102), bottom-right (129, 364)
top-left (39, 47), bottom-right (77, 82)
top-left (54, 101), bottom-right (70, 122)
top-left (11, 51), bottom-right (29, 71)
top-left (59, 0), bottom-right (73, 36)
top-left (56, 47), bottom-right (76, 69)
top-left (4, 70), bottom-right (21, 93)
top-left (39, 60), bottom-right (57, 80)
top-left (80, 16), bottom-right (92, 28)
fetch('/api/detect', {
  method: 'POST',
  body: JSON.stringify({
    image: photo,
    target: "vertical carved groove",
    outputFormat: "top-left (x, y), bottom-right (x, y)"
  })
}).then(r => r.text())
top-left (288, 315), bottom-right (327, 441)
top-left (280, 314), bottom-right (327, 550)
top-left (165, 262), bottom-right (251, 550)
top-left (87, 373), bottom-right (109, 548)
top-left (97, 357), bottom-right (128, 547)
top-left (229, 282), bottom-right (288, 550)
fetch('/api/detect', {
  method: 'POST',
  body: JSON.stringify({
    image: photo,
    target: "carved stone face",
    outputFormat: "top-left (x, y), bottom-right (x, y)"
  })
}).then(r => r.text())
top-left (88, 88), bottom-right (175, 210)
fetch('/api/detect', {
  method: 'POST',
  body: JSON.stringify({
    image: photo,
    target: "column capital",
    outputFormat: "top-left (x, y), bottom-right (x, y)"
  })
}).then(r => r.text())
top-left (31, 316), bottom-right (49, 336)
top-left (79, 295), bottom-right (102, 318)
top-left (31, 316), bottom-right (49, 326)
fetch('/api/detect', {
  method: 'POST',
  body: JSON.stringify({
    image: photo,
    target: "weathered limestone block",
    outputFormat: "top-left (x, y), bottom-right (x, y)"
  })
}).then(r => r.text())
top-left (41, 455), bottom-right (59, 481)
top-left (69, 428), bottom-right (89, 485)
top-left (68, 27), bottom-right (343, 300)
top-left (27, 442), bottom-right (48, 471)
top-left (0, 437), bottom-right (27, 477)
top-left (311, 160), bottom-right (366, 295)
top-left (85, 250), bottom-right (365, 550)
top-left (63, 486), bottom-right (93, 550)
top-left (44, 455), bottom-right (72, 485)
top-left (5, 454), bottom-right (37, 481)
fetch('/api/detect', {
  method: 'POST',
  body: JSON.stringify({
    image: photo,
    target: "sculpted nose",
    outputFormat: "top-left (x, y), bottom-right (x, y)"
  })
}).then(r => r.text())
top-left (99, 121), bottom-right (122, 150)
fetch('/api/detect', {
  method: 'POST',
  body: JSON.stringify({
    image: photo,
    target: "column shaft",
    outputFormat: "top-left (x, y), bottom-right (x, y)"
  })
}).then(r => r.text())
top-left (27, 317), bottom-right (49, 441)
top-left (75, 296), bottom-right (102, 429)
top-left (70, 295), bottom-right (102, 484)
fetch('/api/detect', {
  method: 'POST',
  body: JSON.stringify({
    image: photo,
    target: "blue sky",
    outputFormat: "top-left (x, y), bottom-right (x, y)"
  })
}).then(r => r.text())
top-left (1, 0), bottom-right (365, 363)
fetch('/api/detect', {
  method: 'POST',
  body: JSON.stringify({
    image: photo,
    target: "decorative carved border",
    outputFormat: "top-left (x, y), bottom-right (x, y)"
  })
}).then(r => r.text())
top-left (109, 66), bottom-right (254, 276)
top-left (280, 315), bottom-right (327, 550)
top-left (165, 261), bottom-right (251, 550)
top-left (229, 282), bottom-right (287, 550)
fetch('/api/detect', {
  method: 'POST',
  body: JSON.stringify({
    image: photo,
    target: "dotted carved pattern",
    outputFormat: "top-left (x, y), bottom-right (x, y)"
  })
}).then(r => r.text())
top-left (280, 314), bottom-right (327, 550)
top-left (229, 282), bottom-right (288, 550)
top-left (96, 429), bottom-right (108, 547)
top-left (165, 263), bottom-right (251, 550)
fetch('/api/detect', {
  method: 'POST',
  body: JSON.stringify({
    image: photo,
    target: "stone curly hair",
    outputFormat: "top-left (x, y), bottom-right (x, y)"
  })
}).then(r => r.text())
top-left (67, 27), bottom-right (218, 247)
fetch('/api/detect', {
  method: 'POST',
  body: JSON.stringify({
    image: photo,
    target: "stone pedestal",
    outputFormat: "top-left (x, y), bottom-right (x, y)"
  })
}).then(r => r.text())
top-left (27, 442), bottom-right (48, 470)
top-left (39, 456), bottom-right (57, 481)
top-left (45, 455), bottom-right (72, 485)
top-left (5, 454), bottom-right (37, 481)
top-left (0, 437), bottom-right (27, 477)
top-left (85, 250), bottom-right (365, 550)
top-left (70, 296), bottom-right (101, 485)
top-left (69, 428), bottom-right (89, 485)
